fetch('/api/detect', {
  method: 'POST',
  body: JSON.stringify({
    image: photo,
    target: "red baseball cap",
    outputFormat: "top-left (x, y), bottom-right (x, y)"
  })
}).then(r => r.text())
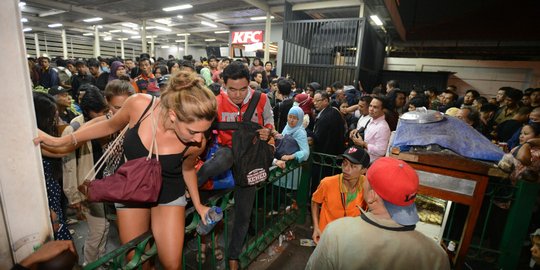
top-left (366, 157), bottom-right (419, 225)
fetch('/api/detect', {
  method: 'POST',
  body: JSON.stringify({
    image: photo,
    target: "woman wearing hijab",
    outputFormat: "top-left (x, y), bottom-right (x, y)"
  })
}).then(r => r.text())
top-left (274, 106), bottom-right (310, 168)
top-left (108, 61), bottom-right (128, 82)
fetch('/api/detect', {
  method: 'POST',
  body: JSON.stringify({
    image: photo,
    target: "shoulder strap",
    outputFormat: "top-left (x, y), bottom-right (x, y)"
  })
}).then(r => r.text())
top-left (364, 118), bottom-right (371, 129)
top-left (243, 91), bottom-right (261, 123)
top-left (136, 96), bottom-right (155, 125)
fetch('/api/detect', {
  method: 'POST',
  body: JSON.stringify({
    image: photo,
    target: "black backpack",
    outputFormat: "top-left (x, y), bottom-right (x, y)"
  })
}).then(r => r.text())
top-left (217, 92), bottom-right (274, 187)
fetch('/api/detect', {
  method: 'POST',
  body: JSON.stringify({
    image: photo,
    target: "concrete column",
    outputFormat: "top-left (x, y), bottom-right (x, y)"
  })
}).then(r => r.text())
top-left (34, 33), bottom-right (40, 57)
top-left (120, 39), bottom-right (125, 59)
top-left (61, 29), bottom-right (68, 59)
top-left (184, 35), bottom-right (188, 56)
top-left (0, 0), bottom-right (53, 268)
top-left (93, 25), bottom-right (100, 57)
top-left (150, 36), bottom-right (155, 58)
top-left (141, 20), bottom-right (147, 54)
top-left (264, 12), bottom-right (271, 63)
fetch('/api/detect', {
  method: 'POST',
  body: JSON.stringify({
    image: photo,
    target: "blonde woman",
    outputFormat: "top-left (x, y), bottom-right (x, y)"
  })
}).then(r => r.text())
top-left (35, 71), bottom-right (217, 269)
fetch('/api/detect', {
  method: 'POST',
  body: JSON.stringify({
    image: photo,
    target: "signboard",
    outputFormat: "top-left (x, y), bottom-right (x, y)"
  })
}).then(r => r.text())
top-left (231, 30), bottom-right (264, 44)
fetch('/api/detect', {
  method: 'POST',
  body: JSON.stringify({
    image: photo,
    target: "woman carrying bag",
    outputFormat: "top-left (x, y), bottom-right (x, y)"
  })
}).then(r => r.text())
top-left (35, 71), bottom-right (217, 269)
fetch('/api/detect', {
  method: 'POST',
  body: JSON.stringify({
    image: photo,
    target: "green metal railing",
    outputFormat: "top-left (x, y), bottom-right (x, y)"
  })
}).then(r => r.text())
top-left (83, 152), bottom-right (539, 270)
top-left (84, 159), bottom-right (310, 270)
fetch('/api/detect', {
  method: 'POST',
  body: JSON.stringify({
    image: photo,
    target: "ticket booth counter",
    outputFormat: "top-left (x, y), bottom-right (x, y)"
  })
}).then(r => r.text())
top-left (390, 150), bottom-right (508, 269)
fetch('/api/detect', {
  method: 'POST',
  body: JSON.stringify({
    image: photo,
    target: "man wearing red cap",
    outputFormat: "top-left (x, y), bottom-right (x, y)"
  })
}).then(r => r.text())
top-left (306, 157), bottom-right (450, 270)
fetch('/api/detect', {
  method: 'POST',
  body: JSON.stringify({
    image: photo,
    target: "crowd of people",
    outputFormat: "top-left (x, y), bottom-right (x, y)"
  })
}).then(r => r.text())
top-left (27, 52), bottom-right (540, 269)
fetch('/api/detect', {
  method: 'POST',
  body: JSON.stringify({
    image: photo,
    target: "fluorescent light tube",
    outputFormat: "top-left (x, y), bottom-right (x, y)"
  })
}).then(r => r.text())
top-left (370, 15), bottom-right (383, 26)
top-left (163, 4), bottom-right (193, 12)
top-left (83, 17), bottom-right (103, 23)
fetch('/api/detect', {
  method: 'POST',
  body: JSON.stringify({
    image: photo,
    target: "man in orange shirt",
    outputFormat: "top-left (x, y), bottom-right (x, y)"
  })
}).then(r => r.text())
top-left (311, 145), bottom-right (369, 244)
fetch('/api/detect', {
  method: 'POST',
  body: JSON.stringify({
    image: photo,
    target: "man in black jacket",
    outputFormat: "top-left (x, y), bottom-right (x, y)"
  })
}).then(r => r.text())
top-left (310, 91), bottom-right (346, 193)
top-left (273, 79), bottom-right (294, 132)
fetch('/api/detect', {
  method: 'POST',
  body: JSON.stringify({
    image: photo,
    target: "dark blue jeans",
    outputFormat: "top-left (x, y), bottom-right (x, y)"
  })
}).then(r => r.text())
top-left (197, 146), bottom-right (234, 187)
top-left (228, 185), bottom-right (257, 260)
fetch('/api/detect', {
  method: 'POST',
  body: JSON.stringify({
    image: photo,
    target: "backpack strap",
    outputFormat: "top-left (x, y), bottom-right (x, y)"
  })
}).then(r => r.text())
top-left (242, 91), bottom-right (261, 123)
top-left (215, 91), bottom-right (262, 130)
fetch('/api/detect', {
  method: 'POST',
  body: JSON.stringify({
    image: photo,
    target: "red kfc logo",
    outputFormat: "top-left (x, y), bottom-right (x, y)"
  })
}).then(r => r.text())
top-left (232, 31), bottom-right (264, 44)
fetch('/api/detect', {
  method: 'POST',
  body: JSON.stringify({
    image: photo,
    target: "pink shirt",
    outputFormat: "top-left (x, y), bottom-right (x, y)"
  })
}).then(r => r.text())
top-left (364, 114), bottom-right (391, 162)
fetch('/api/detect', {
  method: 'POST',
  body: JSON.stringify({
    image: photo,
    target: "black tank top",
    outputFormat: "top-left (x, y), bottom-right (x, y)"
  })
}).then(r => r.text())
top-left (123, 97), bottom-right (190, 204)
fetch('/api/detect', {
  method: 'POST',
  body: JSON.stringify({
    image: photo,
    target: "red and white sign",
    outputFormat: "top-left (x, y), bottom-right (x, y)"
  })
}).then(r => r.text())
top-left (231, 30), bottom-right (264, 44)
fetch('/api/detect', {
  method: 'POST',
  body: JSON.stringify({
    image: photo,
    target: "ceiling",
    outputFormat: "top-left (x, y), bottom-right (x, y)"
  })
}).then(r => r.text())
top-left (18, 0), bottom-right (540, 60)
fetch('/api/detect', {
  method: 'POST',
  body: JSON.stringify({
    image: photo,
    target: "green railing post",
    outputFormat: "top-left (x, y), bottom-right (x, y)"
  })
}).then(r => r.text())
top-left (296, 161), bottom-right (311, 224)
top-left (498, 180), bottom-right (540, 269)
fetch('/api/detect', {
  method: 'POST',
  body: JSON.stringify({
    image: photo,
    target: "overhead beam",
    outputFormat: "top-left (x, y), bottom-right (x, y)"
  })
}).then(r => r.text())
top-left (292, 0), bottom-right (362, 11)
top-left (383, 0), bottom-right (406, 41)
top-left (242, 0), bottom-right (270, 12)
top-left (26, 0), bottom-right (142, 25)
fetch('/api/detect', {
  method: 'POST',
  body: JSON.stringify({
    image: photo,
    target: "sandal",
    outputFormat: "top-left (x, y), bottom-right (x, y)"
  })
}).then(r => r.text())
top-left (196, 252), bottom-right (206, 264)
top-left (214, 247), bottom-right (224, 261)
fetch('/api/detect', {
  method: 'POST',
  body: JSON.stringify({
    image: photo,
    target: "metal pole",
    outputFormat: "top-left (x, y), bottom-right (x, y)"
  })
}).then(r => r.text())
top-left (141, 20), bottom-right (147, 54)
top-left (184, 35), bottom-right (188, 56)
top-left (150, 36), bottom-right (155, 58)
top-left (354, 3), bottom-right (365, 86)
top-left (264, 12), bottom-right (271, 63)
top-left (94, 25), bottom-right (101, 57)
top-left (120, 39), bottom-right (125, 59)
top-left (61, 29), bottom-right (68, 59)
top-left (34, 33), bottom-right (40, 57)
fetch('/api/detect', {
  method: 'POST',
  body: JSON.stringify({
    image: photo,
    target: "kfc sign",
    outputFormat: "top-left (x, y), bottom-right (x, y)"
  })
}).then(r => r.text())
top-left (232, 31), bottom-right (264, 44)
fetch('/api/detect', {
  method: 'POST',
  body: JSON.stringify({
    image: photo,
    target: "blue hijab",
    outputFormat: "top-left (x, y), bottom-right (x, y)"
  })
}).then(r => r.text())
top-left (282, 106), bottom-right (304, 136)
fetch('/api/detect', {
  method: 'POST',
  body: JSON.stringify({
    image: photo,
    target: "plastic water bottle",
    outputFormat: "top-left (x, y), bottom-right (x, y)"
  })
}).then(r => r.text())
top-left (196, 206), bottom-right (223, 235)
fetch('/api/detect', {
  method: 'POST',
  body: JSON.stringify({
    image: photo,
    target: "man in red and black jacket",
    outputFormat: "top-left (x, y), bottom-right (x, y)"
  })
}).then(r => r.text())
top-left (215, 61), bottom-right (274, 270)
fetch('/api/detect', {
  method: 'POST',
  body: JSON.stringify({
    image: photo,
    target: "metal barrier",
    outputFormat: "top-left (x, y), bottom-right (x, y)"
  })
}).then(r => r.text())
top-left (444, 178), bottom-right (539, 269)
top-left (83, 159), bottom-right (310, 270)
top-left (84, 152), bottom-right (538, 269)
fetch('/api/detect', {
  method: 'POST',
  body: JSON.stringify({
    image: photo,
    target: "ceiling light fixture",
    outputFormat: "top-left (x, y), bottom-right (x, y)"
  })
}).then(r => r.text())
top-left (205, 38), bottom-right (216, 42)
top-left (122, 29), bottom-right (138, 34)
top-left (131, 35), bottom-right (141, 39)
top-left (39, 10), bottom-right (67, 17)
top-left (118, 38), bottom-right (128, 41)
top-left (122, 22), bottom-right (138, 28)
top-left (154, 18), bottom-right (172, 25)
top-left (201, 21), bottom-right (217, 28)
top-left (161, 45), bottom-right (170, 48)
top-left (109, 29), bottom-right (121, 33)
top-left (48, 23), bottom-right (63, 28)
top-left (83, 32), bottom-right (94, 36)
top-left (163, 4), bottom-right (193, 12)
top-left (176, 33), bottom-right (191, 36)
top-left (21, 18), bottom-right (28, 23)
top-left (175, 39), bottom-right (186, 42)
top-left (83, 17), bottom-right (103, 23)
top-left (370, 15), bottom-right (383, 26)
top-left (155, 26), bottom-right (172, 32)
top-left (250, 16), bottom-right (274, 21)
top-left (19, 2), bottom-right (26, 7)
top-left (177, 15), bottom-right (183, 19)
top-left (214, 30), bottom-right (230, 34)
top-left (103, 36), bottom-right (112, 41)
top-left (23, 27), bottom-right (32, 32)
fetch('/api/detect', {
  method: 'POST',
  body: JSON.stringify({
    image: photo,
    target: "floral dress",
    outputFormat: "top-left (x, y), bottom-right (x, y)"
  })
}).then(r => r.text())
top-left (43, 158), bottom-right (71, 240)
